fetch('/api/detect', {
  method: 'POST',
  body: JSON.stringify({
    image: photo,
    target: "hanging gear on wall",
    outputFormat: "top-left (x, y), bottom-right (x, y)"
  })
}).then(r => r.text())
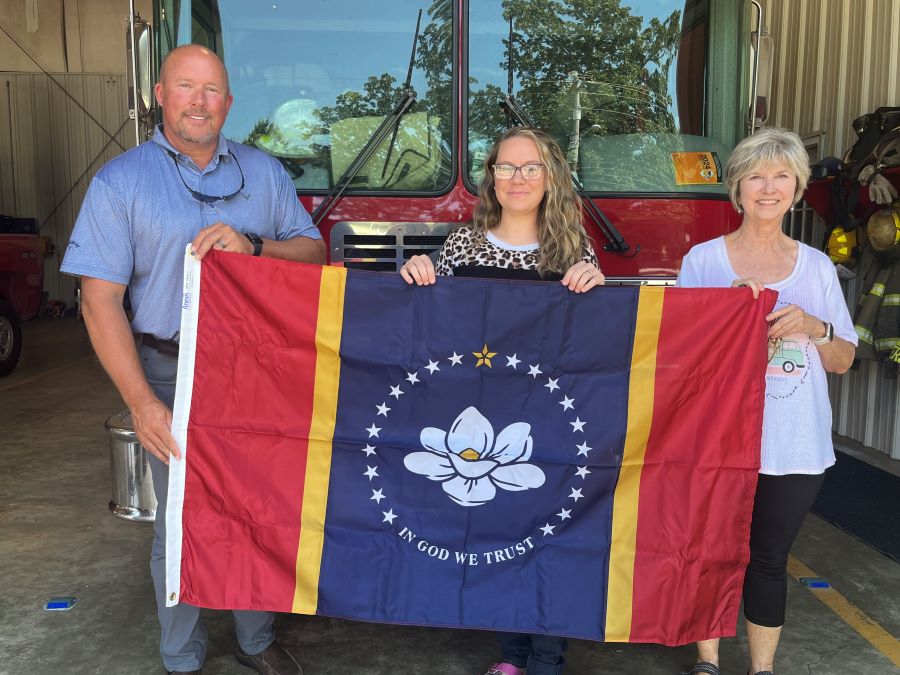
top-left (852, 202), bottom-right (900, 377)
top-left (810, 157), bottom-right (862, 270)
top-left (872, 259), bottom-right (900, 377)
top-left (866, 202), bottom-right (900, 261)
top-left (827, 225), bottom-right (858, 266)
top-left (844, 107), bottom-right (900, 171)
top-left (858, 165), bottom-right (899, 204)
top-left (845, 106), bottom-right (900, 205)
top-left (815, 108), bottom-right (900, 273)
top-left (853, 262), bottom-right (889, 362)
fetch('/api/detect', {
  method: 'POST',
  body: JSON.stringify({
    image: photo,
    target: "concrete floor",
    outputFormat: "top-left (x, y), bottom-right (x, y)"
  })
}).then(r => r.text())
top-left (1, 318), bottom-right (898, 675)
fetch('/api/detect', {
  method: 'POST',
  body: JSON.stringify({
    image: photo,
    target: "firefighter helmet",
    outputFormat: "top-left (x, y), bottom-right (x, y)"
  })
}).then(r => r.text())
top-left (827, 226), bottom-right (857, 265)
top-left (866, 204), bottom-right (900, 252)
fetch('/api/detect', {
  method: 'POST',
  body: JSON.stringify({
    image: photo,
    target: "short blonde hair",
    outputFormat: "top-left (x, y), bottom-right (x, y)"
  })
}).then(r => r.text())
top-left (725, 127), bottom-right (811, 212)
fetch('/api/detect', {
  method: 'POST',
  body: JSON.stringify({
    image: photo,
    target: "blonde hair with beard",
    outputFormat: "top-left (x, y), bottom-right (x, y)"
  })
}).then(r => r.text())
top-left (472, 127), bottom-right (590, 275)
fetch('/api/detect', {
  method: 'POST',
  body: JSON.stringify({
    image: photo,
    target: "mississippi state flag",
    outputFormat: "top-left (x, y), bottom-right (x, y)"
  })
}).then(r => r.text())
top-left (166, 248), bottom-right (775, 646)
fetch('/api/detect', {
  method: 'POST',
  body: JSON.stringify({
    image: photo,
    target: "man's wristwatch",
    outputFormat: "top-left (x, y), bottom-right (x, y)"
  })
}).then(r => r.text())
top-left (243, 232), bottom-right (263, 256)
top-left (811, 321), bottom-right (834, 345)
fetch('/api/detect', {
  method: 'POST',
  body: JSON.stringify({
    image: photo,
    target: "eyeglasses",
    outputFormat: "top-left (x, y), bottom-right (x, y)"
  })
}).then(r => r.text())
top-left (492, 163), bottom-right (545, 181)
top-left (168, 150), bottom-right (245, 204)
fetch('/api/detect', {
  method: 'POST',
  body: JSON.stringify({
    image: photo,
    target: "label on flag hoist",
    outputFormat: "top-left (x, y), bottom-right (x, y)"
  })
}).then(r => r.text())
top-left (672, 151), bottom-right (722, 185)
top-left (166, 248), bottom-right (775, 647)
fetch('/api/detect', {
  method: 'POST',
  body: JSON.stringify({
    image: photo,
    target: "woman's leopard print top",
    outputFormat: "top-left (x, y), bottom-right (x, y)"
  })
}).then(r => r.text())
top-left (435, 225), bottom-right (598, 276)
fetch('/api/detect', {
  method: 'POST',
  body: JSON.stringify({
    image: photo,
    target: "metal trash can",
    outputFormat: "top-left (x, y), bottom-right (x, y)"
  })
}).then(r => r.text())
top-left (106, 410), bottom-right (157, 522)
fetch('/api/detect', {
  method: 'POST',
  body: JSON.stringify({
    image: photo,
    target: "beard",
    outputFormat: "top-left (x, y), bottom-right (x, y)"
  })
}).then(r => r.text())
top-left (171, 113), bottom-right (217, 145)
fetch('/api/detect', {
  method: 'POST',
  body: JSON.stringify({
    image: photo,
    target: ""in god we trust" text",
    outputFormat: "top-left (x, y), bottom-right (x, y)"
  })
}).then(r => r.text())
top-left (398, 526), bottom-right (535, 565)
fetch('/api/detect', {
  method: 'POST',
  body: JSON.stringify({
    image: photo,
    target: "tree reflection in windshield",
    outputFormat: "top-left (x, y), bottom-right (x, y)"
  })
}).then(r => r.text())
top-left (184, 0), bottom-right (457, 192)
top-left (465, 0), bottom-right (733, 194)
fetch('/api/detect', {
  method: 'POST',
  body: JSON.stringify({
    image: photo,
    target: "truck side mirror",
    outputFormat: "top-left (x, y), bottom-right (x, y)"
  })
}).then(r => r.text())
top-left (748, 1), bottom-right (773, 133)
top-left (752, 26), bottom-right (773, 129)
top-left (127, 14), bottom-right (154, 143)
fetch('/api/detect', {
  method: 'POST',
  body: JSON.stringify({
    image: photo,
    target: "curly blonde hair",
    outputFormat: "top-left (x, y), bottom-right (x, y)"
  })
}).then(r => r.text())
top-left (471, 127), bottom-right (590, 275)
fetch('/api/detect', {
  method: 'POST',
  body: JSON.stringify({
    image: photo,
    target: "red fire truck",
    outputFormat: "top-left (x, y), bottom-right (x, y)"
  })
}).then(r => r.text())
top-left (0, 216), bottom-right (42, 376)
top-left (128, 0), bottom-right (769, 280)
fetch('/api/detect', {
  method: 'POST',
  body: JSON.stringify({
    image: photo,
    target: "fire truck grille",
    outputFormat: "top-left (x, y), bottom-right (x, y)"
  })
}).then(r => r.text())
top-left (330, 222), bottom-right (455, 272)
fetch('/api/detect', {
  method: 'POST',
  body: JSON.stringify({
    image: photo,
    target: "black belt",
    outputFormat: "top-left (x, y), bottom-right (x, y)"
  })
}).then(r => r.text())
top-left (138, 333), bottom-right (179, 357)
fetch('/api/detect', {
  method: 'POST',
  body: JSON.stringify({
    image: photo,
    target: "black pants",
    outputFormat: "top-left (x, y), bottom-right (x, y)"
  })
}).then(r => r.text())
top-left (743, 472), bottom-right (825, 627)
top-left (496, 632), bottom-right (567, 674)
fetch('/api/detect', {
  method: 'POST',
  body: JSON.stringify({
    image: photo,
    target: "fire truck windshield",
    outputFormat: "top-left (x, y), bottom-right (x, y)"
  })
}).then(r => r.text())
top-left (158, 0), bottom-right (748, 197)
top-left (159, 0), bottom-right (454, 193)
top-left (468, 0), bottom-right (744, 195)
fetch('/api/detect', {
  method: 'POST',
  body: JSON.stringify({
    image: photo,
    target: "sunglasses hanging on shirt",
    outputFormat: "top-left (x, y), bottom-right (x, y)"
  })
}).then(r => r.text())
top-left (167, 149), bottom-right (245, 204)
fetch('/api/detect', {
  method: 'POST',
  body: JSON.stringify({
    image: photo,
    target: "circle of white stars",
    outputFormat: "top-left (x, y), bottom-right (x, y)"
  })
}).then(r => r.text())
top-left (358, 346), bottom-right (594, 540)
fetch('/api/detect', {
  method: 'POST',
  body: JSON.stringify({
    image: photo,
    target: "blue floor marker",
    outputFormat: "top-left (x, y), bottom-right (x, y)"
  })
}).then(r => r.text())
top-left (44, 597), bottom-right (77, 611)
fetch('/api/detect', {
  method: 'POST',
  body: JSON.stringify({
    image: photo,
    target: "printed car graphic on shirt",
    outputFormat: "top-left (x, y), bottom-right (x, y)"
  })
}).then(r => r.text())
top-left (768, 339), bottom-right (805, 375)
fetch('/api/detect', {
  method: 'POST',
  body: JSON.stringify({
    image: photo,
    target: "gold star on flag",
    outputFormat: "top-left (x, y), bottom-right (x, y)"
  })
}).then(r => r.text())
top-left (473, 344), bottom-right (498, 368)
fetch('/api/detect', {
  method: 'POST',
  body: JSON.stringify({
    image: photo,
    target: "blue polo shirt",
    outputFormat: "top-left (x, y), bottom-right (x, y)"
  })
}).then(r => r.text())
top-left (61, 126), bottom-right (321, 340)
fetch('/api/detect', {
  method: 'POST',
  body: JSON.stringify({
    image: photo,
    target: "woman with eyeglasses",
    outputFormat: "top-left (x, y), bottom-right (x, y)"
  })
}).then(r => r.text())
top-left (401, 126), bottom-right (604, 290)
top-left (676, 128), bottom-right (856, 675)
top-left (401, 126), bottom-right (603, 675)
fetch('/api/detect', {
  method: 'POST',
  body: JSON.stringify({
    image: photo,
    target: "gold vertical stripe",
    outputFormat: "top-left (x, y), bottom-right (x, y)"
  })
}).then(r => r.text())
top-left (604, 287), bottom-right (665, 641)
top-left (292, 266), bottom-right (346, 613)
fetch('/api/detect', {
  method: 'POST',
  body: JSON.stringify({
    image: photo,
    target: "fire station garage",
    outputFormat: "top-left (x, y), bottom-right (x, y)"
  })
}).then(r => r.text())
top-left (1, 1), bottom-right (898, 674)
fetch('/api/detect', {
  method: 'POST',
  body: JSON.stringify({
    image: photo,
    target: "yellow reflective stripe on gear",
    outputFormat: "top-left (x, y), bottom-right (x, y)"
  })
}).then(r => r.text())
top-left (875, 338), bottom-right (899, 351)
top-left (882, 294), bottom-right (900, 307)
top-left (871, 283), bottom-right (886, 297)
top-left (855, 326), bottom-right (875, 344)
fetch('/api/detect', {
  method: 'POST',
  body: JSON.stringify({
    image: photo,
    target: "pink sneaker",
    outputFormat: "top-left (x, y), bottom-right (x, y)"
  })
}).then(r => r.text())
top-left (484, 664), bottom-right (525, 675)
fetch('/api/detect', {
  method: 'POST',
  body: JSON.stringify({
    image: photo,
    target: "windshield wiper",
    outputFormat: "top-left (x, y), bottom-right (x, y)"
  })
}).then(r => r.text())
top-left (312, 9), bottom-right (423, 227)
top-left (571, 169), bottom-right (630, 253)
top-left (497, 17), bottom-right (630, 253)
top-left (382, 9), bottom-right (423, 180)
top-left (499, 94), bottom-right (534, 128)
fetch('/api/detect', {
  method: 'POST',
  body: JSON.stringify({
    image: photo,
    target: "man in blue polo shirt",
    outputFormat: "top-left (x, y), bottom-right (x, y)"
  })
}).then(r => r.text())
top-left (62, 44), bottom-right (323, 675)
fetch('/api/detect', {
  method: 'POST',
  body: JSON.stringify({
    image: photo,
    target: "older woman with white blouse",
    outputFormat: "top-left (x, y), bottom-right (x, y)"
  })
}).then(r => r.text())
top-left (677, 127), bottom-right (856, 675)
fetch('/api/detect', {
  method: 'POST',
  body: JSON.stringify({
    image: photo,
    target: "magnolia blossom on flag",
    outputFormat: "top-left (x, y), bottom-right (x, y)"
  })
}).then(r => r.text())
top-left (404, 406), bottom-right (546, 506)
